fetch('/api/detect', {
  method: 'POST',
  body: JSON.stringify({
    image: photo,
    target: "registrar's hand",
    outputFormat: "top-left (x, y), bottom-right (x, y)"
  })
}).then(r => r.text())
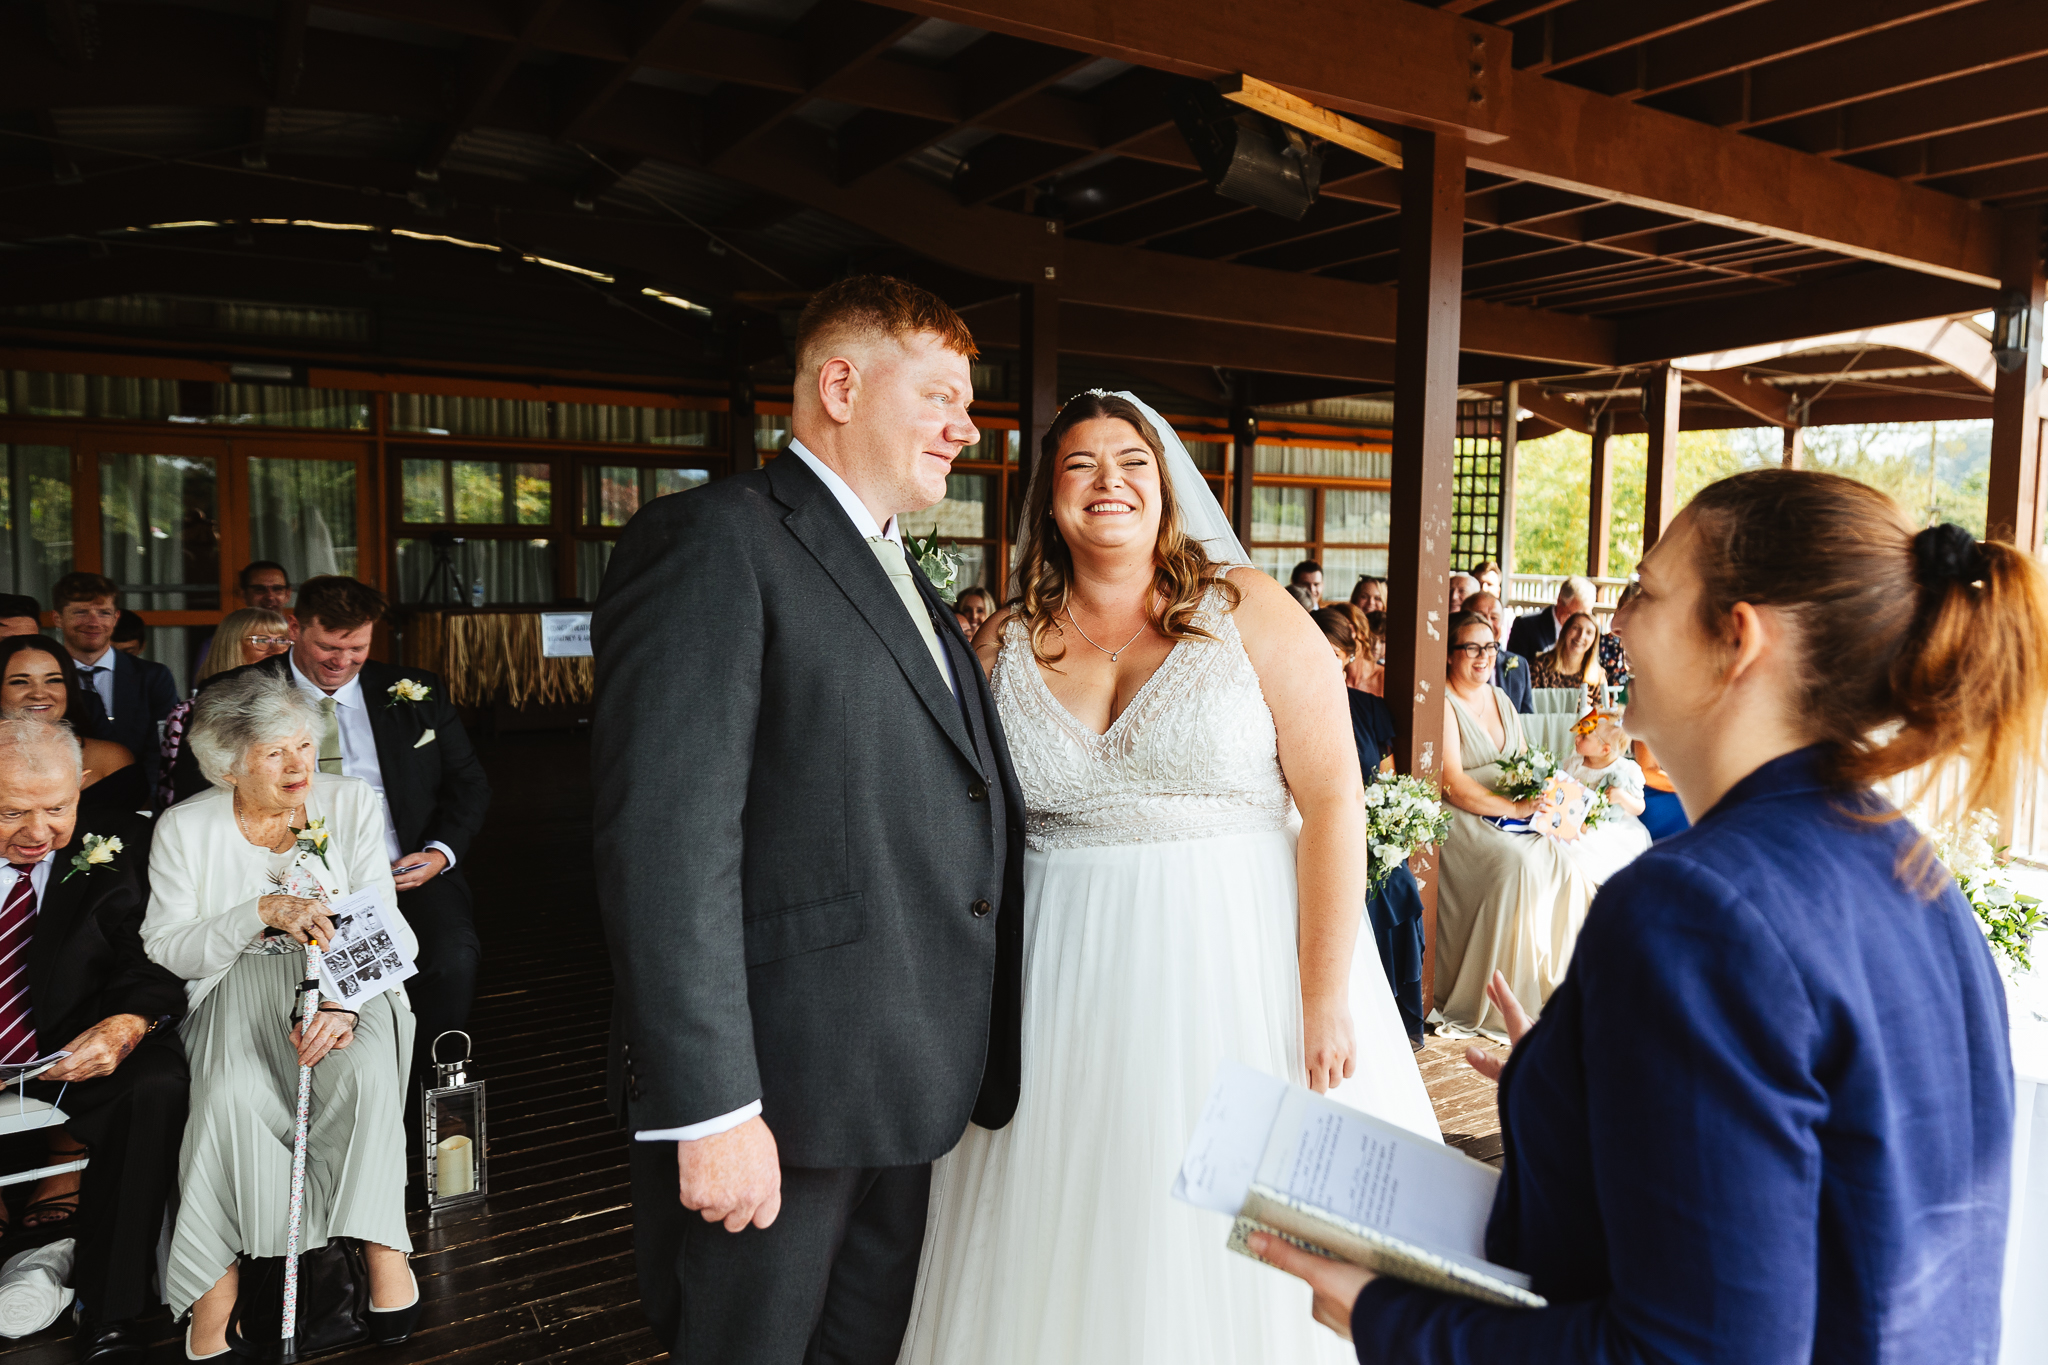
top-left (1248, 1231), bottom-right (1373, 1341)
top-left (1464, 970), bottom-right (1534, 1082)
top-left (678, 1116), bottom-right (782, 1233)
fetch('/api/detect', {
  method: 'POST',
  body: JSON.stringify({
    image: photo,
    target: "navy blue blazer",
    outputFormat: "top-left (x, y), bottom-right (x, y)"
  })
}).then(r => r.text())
top-left (74, 650), bottom-right (177, 805)
top-left (1494, 651), bottom-right (1534, 715)
top-left (1352, 747), bottom-right (2013, 1363)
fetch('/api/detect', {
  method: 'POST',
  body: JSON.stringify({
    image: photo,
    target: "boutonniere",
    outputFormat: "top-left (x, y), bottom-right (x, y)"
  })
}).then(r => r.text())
top-left (386, 679), bottom-right (431, 707)
top-left (1503, 655), bottom-right (1521, 670)
top-left (901, 529), bottom-right (958, 594)
top-left (294, 817), bottom-right (333, 871)
top-left (62, 833), bottom-right (122, 884)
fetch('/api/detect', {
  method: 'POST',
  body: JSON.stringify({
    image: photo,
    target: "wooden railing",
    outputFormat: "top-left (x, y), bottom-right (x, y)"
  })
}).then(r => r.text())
top-left (1878, 760), bottom-right (2048, 869)
top-left (1504, 573), bottom-right (1632, 620)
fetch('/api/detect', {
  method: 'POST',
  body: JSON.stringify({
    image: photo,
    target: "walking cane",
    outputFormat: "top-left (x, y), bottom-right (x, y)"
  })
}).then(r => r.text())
top-left (282, 938), bottom-right (322, 1364)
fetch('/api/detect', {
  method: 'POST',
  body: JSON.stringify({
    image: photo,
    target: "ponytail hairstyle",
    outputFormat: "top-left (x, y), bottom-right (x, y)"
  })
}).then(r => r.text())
top-left (1011, 391), bottom-right (1239, 667)
top-left (1682, 468), bottom-right (2048, 833)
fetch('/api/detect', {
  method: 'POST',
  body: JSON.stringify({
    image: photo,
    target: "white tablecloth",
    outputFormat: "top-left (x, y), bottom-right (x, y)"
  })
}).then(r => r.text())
top-left (2002, 967), bottom-right (2047, 1364)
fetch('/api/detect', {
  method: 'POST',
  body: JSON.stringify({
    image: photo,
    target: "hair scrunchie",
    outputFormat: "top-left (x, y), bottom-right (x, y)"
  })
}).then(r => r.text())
top-left (1913, 522), bottom-right (1988, 589)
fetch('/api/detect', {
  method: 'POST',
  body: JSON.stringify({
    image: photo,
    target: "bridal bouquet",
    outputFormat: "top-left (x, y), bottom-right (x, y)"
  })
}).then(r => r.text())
top-left (1494, 748), bottom-right (1561, 803)
top-left (1363, 773), bottom-right (1453, 892)
top-left (1912, 806), bottom-right (2043, 978)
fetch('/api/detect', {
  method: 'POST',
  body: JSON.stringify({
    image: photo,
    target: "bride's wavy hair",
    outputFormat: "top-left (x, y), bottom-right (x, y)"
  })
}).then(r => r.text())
top-left (1010, 392), bottom-right (1240, 667)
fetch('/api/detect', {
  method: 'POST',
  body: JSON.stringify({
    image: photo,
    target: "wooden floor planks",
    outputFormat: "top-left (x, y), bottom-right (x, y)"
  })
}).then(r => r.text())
top-left (0, 728), bottom-right (1507, 1362)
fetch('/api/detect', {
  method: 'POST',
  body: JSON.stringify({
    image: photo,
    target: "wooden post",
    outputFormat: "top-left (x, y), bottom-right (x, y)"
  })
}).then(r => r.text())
top-left (1017, 280), bottom-right (1060, 505)
top-left (1386, 128), bottom-right (1464, 1016)
top-left (1586, 410), bottom-right (1613, 578)
top-left (1230, 376), bottom-right (1258, 544)
top-left (1988, 207), bottom-right (2044, 552)
top-left (1498, 379), bottom-right (1518, 576)
top-left (727, 368), bottom-right (756, 472)
top-left (1642, 362), bottom-right (1682, 552)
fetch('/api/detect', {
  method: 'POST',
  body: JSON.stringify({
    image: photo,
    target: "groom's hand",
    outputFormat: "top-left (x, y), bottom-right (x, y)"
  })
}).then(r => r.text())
top-left (678, 1116), bottom-right (782, 1232)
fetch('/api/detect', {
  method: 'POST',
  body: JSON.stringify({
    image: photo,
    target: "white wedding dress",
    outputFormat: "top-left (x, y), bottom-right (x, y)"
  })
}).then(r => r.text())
top-left (897, 581), bottom-right (1440, 1365)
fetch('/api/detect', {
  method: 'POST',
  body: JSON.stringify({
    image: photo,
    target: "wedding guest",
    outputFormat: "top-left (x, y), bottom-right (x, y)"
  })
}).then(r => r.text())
top-left (0, 595), bottom-right (42, 639)
top-left (1448, 573), bottom-right (1479, 615)
top-left (1466, 592), bottom-right (1532, 714)
top-left (1291, 559), bottom-right (1324, 605)
top-left (1528, 611), bottom-right (1607, 692)
top-left (1598, 580), bottom-right (1637, 687)
top-left (954, 585), bottom-right (994, 635)
top-left (1262, 470), bottom-right (2044, 1365)
top-left (0, 636), bottom-right (145, 827)
top-left (1313, 607), bottom-right (1424, 1043)
top-left (1432, 612), bottom-right (1593, 1041)
top-left (1506, 575), bottom-right (1594, 662)
top-left (1471, 561), bottom-right (1503, 599)
top-left (51, 574), bottom-right (177, 806)
top-left (145, 672), bottom-right (421, 1355)
top-left (1560, 711), bottom-right (1651, 885)
top-left (1351, 576), bottom-right (1387, 614)
top-left (110, 611), bottom-right (146, 659)
top-left (1288, 583), bottom-right (1320, 611)
top-left (0, 718), bottom-right (186, 1365)
top-left (157, 608), bottom-right (293, 808)
top-left (191, 562), bottom-right (294, 671)
top-left (171, 577), bottom-right (489, 1101)
top-left (1632, 739), bottom-right (1690, 839)
top-left (1343, 605), bottom-right (1383, 695)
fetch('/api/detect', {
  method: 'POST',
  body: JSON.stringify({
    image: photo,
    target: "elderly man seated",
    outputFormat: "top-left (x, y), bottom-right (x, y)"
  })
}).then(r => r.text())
top-left (0, 717), bottom-right (186, 1365)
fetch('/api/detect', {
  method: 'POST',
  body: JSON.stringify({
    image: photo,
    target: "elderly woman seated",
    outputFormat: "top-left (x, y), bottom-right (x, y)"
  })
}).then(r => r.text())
top-left (143, 670), bottom-right (422, 1358)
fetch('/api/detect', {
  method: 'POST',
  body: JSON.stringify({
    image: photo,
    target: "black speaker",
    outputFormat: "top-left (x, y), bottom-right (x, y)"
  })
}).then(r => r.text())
top-left (1171, 81), bottom-right (1324, 221)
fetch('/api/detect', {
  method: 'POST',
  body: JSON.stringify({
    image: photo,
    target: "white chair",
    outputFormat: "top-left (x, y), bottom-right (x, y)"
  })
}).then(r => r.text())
top-left (1522, 713), bottom-right (1581, 760)
top-left (1530, 688), bottom-right (1583, 715)
top-left (0, 1090), bottom-right (85, 1192)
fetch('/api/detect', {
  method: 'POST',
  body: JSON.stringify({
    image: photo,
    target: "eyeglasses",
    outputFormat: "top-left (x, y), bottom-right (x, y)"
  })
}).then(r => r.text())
top-left (245, 636), bottom-right (292, 647)
top-left (1451, 643), bottom-right (1501, 659)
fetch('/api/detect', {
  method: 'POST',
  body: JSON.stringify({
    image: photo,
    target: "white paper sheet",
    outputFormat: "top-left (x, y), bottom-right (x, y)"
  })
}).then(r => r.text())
top-left (315, 886), bottom-right (416, 1006)
top-left (1173, 1063), bottom-right (1288, 1214)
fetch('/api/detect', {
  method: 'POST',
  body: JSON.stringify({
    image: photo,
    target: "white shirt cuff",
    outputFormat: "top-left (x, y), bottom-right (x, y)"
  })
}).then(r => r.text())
top-left (424, 841), bottom-right (456, 871)
top-left (635, 1100), bottom-right (762, 1143)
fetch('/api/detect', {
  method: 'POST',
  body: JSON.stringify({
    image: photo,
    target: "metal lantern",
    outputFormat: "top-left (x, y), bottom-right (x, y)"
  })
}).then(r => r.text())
top-left (422, 1030), bottom-right (486, 1213)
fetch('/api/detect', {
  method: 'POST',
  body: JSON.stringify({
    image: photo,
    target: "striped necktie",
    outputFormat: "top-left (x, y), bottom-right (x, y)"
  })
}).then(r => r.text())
top-left (0, 864), bottom-right (42, 1065)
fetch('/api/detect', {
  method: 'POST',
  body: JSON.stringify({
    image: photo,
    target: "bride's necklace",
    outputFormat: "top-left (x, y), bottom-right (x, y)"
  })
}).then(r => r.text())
top-left (234, 793), bottom-right (305, 853)
top-left (1065, 604), bottom-right (1148, 663)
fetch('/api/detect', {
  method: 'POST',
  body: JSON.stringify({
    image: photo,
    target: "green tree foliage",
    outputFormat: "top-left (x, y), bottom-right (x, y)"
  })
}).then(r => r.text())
top-left (1512, 421), bottom-right (1990, 577)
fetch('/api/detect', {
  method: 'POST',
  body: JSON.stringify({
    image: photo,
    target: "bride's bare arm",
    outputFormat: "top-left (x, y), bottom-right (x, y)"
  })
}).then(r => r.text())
top-left (1230, 569), bottom-right (1368, 1094)
top-left (972, 608), bottom-right (1013, 679)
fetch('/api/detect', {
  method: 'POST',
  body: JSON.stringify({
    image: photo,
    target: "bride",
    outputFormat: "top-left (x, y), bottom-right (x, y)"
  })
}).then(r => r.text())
top-left (896, 391), bottom-right (1438, 1365)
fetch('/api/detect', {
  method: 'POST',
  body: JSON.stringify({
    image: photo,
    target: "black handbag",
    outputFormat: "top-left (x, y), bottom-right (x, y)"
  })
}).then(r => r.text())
top-left (224, 1238), bottom-right (371, 1362)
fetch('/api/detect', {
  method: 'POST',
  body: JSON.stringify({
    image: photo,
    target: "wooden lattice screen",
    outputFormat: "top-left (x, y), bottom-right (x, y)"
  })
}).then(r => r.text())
top-left (1452, 399), bottom-right (1505, 571)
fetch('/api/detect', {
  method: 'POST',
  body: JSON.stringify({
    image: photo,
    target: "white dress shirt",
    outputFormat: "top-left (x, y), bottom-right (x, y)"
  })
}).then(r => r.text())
top-left (286, 657), bottom-right (455, 872)
top-left (634, 439), bottom-right (961, 1145)
top-left (72, 647), bottom-right (117, 720)
top-left (1, 853), bottom-right (55, 909)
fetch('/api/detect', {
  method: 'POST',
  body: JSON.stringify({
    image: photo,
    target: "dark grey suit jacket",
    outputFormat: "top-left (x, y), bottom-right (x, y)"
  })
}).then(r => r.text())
top-left (1506, 606), bottom-right (1561, 664)
top-left (591, 452), bottom-right (1024, 1169)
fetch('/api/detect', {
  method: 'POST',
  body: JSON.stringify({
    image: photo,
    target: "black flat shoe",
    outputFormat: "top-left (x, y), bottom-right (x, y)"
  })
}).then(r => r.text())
top-left (366, 1262), bottom-right (421, 1347)
top-left (74, 1317), bottom-right (149, 1365)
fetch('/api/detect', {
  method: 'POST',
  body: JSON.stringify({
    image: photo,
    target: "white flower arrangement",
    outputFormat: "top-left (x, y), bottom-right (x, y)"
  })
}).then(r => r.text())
top-left (62, 832), bottom-right (122, 884)
top-left (902, 530), bottom-right (959, 594)
top-left (386, 678), bottom-right (432, 707)
top-left (1363, 773), bottom-right (1453, 893)
top-left (1494, 748), bottom-right (1561, 803)
top-left (1910, 806), bottom-right (2043, 979)
top-left (295, 816), bottom-right (334, 871)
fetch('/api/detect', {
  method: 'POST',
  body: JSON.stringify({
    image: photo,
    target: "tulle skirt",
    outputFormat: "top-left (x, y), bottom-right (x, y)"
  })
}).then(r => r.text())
top-left (897, 828), bottom-right (1439, 1365)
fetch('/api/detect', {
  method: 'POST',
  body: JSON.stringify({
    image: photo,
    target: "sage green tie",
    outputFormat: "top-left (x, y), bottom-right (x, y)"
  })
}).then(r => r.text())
top-left (867, 536), bottom-right (955, 696)
top-left (317, 696), bottom-right (344, 775)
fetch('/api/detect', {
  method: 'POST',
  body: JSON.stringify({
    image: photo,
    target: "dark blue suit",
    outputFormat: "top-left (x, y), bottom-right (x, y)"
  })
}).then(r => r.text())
top-left (1494, 651), bottom-right (1534, 715)
top-left (1347, 689), bottom-right (1425, 1043)
top-left (1352, 747), bottom-right (2012, 1363)
top-left (74, 650), bottom-right (177, 807)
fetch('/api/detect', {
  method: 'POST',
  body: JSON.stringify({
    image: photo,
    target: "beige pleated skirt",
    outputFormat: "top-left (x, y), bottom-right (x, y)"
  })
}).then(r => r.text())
top-left (167, 950), bottom-right (415, 1316)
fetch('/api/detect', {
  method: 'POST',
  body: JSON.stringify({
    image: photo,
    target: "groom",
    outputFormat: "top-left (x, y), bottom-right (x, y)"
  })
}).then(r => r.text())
top-left (592, 276), bottom-right (1025, 1363)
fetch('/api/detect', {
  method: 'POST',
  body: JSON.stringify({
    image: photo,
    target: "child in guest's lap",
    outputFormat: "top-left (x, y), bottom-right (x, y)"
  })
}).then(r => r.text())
top-left (1563, 711), bottom-right (1653, 885)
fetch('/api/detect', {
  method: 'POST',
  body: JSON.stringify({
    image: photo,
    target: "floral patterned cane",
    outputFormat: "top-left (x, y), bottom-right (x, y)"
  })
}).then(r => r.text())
top-left (282, 938), bottom-right (322, 1363)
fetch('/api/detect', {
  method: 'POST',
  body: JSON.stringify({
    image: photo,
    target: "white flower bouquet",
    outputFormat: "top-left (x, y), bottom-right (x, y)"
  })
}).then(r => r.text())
top-left (1363, 773), bottom-right (1453, 893)
top-left (1912, 806), bottom-right (2043, 978)
top-left (1494, 748), bottom-right (1561, 803)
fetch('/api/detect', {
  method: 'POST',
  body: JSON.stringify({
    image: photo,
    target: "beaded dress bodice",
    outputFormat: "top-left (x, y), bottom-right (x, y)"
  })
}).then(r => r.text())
top-left (992, 585), bottom-right (1291, 850)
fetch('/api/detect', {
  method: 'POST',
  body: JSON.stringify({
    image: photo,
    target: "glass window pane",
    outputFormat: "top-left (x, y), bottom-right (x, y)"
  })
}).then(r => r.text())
top-left (947, 544), bottom-right (988, 594)
top-left (402, 460), bottom-right (446, 523)
top-left (1250, 546), bottom-right (1300, 582)
top-left (1250, 485), bottom-right (1311, 543)
top-left (908, 474), bottom-right (991, 541)
top-left (452, 461), bottom-right (507, 524)
top-left (1321, 547), bottom-right (1389, 594)
top-left (754, 414), bottom-right (791, 453)
top-left (649, 468), bottom-right (709, 499)
top-left (397, 538), bottom-right (554, 605)
top-left (577, 540), bottom-right (613, 602)
top-left (515, 463), bottom-right (552, 526)
top-left (248, 457), bottom-right (357, 583)
top-left (1, 444), bottom-right (74, 599)
top-left (1324, 489), bottom-right (1390, 545)
top-left (584, 466), bottom-right (706, 528)
top-left (389, 394), bottom-right (550, 439)
top-left (99, 452), bottom-right (219, 610)
top-left (1255, 446), bottom-right (1390, 479)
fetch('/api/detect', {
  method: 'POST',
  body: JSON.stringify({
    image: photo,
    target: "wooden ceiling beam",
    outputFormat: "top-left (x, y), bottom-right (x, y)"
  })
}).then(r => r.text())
top-left (1507, 0), bottom-right (1770, 78)
top-left (419, 0), bottom-right (578, 172)
top-left (965, 298), bottom-right (1401, 383)
top-left (1849, 112), bottom-right (2048, 183)
top-left (1754, 53), bottom-right (2048, 158)
top-left (271, 0), bottom-right (309, 102)
top-left (704, 1), bottom-right (925, 168)
top-left (554, 0), bottom-right (706, 143)
top-left (1614, 264), bottom-right (1996, 363)
top-left (1926, 156), bottom-right (2048, 206)
top-left (1678, 364), bottom-right (1794, 424)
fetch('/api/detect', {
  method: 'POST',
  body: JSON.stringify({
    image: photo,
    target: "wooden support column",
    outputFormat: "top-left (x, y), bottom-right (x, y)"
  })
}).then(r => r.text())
top-left (1642, 362), bottom-right (1682, 553)
top-left (1782, 425), bottom-right (1804, 469)
top-left (1498, 380), bottom-right (1518, 576)
top-left (1230, 376), bottom-right (1258, 544)
top-left (1988, 208), bottom-right (2045, 552)
top-left (1017, 280), bottom-right (1060, 502)
top-left (1386, 129), bottom-right (1464, 1015)
top-left (1586, 410), bottom-right (1613, 578)
top-left (727, 369), bottom-right (756, 473)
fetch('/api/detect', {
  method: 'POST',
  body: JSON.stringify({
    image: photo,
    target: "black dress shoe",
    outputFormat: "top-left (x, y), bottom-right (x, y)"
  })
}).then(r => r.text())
top-left (74, 1317), bottom-right (150, 1365)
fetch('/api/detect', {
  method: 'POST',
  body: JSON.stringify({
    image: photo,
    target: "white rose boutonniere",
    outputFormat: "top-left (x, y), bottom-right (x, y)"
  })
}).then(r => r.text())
top-left (62, 833), bottom-right (123, 884)
top-left (902, 530), bottom-right (959, 595)
top-left (295, 817), bottom-right (333, 871)
top-left (386, 679), bottom-right (431, 708)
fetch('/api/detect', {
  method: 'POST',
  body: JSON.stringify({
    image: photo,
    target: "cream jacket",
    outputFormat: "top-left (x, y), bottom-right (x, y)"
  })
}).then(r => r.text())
top-left (143, 774), bottom-right (417, 1014)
